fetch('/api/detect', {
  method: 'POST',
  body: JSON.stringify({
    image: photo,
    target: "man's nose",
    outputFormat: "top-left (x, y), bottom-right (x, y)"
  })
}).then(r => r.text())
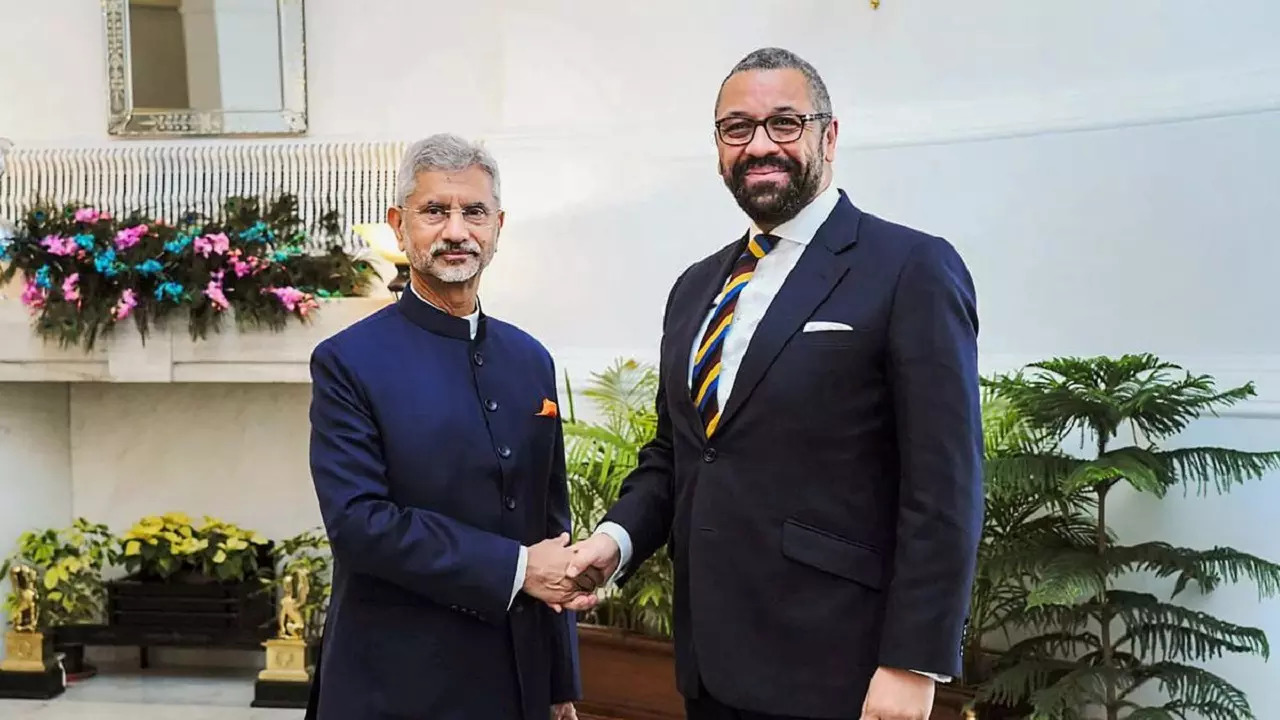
top-left (744, 124), bottom-right (782, 156)
top-left (441, 210), bottom-right (469, 240)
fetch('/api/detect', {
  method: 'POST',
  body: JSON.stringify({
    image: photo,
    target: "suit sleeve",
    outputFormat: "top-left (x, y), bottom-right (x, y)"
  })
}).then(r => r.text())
top-left (879, 237), bottom-right (984, 678)
top-left (308, 340), bottom-right (522, 624)
top-left (545, 368), bottom-right (582, 703)
top-left (599, 270), bottom-right (687, 583)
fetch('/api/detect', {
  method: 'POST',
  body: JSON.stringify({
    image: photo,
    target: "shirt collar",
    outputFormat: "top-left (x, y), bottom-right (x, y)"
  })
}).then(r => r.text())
top-left (748, 179), bottom-right (840, 246)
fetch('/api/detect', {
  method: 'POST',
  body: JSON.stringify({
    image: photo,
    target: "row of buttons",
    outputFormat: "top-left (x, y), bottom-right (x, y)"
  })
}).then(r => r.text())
top-left (473, 350), bottom-right (520, 515)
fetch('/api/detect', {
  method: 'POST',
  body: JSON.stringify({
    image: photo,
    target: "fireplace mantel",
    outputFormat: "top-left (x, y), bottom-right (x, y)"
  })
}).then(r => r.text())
top-left (0, 296), bottom-right (390, 383)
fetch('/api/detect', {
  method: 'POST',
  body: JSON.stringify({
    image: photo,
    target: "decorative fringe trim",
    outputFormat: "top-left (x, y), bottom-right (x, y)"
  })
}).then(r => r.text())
top-left (0, 141), bottom-right (409, 250)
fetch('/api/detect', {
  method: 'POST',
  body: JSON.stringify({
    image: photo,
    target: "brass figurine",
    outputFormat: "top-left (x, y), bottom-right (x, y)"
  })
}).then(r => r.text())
top-left (2, 563), bottom-right (52, 675)
top-left (9, 564), bottom-right (39, 633)
top-left (277, 567), bottom-right (309, 641)
top-left (259, 566), bottom-right (311, 684)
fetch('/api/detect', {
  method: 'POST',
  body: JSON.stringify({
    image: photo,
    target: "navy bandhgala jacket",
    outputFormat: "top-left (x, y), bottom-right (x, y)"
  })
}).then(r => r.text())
top-left (305, 289), bottom-right (579, 720)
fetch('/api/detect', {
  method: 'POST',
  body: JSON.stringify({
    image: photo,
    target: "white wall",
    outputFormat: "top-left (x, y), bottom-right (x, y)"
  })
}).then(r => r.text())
top-left (1, 0), bottom-right (1278, 712)
top-left (0, 384), bottom-right (73, 633)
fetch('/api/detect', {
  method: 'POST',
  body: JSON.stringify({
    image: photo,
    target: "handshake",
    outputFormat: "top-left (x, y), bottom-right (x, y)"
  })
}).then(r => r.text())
top-left (520, 533), bottom-right (621, 613)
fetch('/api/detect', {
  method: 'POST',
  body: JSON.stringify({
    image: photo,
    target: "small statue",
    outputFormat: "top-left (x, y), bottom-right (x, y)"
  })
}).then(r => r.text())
top-left (277, 567), bottom-right (309, 640)
top-left (9, 564), bottom-right (39, 633)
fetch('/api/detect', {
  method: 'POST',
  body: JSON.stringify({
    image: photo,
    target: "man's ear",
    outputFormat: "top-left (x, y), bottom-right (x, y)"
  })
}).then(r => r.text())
top-left (823, 117), bottom-right (839, 163)
top-left (386, 206), bottom-right (405, 250)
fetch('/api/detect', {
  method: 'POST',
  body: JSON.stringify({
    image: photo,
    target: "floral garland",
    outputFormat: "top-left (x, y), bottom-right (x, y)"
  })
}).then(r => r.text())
top-left (0, 194), bottom-right (377, 350)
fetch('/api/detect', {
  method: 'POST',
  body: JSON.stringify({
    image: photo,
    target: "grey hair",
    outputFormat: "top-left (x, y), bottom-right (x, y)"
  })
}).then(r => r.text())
top-left (395, 133), bottom-right (501, 207)
top-left (716, 47), bottom-right (832, 118)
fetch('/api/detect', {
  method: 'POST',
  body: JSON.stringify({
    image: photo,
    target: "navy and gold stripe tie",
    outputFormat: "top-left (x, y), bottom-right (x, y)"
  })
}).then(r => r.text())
top-left (690, 233), bottom-right (777, 436)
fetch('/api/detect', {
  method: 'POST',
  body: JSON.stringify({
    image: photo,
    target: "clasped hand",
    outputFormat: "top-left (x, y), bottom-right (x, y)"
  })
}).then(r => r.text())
top-left (521, 533), bottom-right (620, 612)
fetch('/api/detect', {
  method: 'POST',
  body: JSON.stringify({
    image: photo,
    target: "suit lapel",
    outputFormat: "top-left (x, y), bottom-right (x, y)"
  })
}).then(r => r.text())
top-left (667, 235), bottom-right (748, 442)
top-left (715, 196), bottom-right (862, 434)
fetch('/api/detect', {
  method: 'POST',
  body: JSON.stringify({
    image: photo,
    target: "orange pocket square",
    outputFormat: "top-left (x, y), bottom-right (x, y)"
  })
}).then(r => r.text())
top-left (536, 398), bottom-right (558, 418)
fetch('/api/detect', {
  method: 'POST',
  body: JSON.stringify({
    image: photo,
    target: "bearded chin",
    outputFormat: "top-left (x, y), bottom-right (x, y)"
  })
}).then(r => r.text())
top-left (727, 159), bottom-right (823, 227)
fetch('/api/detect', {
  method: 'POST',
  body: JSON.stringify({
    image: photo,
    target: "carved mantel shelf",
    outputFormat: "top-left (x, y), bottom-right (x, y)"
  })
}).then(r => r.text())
top-left (0, 296), bottom-right (390, 383)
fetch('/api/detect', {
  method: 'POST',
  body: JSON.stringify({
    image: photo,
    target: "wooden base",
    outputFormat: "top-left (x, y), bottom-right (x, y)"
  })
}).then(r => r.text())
top-left (0, 664), bottom-right (66, 700)
top-left (251, 678), bottom-right (312, 709)
top-left (576, 624), bottom-right (683, 720)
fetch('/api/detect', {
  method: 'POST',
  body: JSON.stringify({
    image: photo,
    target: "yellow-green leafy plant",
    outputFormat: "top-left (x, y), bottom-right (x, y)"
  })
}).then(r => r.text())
top-left (117, 512), bottom-right (268, 583)
top-left (1, 518), bottom-right (114, 627)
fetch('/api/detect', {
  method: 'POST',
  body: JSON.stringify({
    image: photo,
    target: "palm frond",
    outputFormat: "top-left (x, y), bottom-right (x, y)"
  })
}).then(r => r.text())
top-left (1130, 662), bottom-right (1255, 720)
top-left (1158, 447), bottom-right (1280, 496)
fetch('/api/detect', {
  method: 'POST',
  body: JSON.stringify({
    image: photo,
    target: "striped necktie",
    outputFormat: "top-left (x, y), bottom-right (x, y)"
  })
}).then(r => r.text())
top-left (690, 233), bottom-right (777, 436)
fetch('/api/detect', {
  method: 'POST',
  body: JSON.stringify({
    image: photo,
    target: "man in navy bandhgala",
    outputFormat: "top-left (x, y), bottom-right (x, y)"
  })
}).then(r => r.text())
top-left (306, 134), bottom-right (584, 720)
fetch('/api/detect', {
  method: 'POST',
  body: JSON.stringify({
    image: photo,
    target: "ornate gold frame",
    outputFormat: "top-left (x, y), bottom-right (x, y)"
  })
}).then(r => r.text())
top-left (103, 0), bottom-right (308, 137)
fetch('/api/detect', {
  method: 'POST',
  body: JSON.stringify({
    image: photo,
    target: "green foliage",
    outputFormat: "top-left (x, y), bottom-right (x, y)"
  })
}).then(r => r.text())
top-left (976, 354), bottom-right (1280, 720)
top-left (562, 358), bottom-right (673, 639)
top-left (264, 527), bottom-right (332, 644)
top-left (1, 518), bottom-right (114, 627)
top-left (0, 194), bottom-right (376, 350)
top-left (961, 387), bottom-right (1098, 699)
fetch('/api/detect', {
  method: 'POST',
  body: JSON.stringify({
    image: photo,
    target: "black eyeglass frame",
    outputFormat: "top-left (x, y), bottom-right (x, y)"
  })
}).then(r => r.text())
top-left (713, 112), bottom-right (832, 146)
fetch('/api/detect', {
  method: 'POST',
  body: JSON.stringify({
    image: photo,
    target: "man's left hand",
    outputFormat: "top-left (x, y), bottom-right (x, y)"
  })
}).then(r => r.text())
top-left (551, 701), bottom-right (578, 720)
top-left (860, 666), bottom-right (935, 720)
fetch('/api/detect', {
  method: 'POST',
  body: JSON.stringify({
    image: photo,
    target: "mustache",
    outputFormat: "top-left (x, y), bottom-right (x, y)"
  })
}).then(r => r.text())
top-left (732, 155), bottom-right (800, 183)
top-left (429, 240), bottom-right (481, 256)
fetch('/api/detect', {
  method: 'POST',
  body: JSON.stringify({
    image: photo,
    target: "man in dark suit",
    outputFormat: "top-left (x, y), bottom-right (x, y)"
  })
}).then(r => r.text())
top-left (306, 133), bottom-right (583, 720)
top-left (563, 48), bottom-right (984, 720)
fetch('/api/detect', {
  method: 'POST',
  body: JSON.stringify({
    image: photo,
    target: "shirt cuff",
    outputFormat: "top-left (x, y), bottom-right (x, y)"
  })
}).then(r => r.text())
top-left (911, 670), bottom-right (951, 682)
top-left (509, 545), bottom-right (528, 609)
top-left (594, 521), bottom-right (632, 585)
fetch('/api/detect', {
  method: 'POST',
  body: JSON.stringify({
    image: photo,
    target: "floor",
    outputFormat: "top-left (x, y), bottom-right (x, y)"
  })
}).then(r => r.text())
top-left (0, 665), bottom-right (304, 719)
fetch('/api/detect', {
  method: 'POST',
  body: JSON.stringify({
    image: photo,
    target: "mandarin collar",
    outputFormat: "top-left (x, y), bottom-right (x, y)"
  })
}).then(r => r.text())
top-left (397, 287), bottom-right (487, 342)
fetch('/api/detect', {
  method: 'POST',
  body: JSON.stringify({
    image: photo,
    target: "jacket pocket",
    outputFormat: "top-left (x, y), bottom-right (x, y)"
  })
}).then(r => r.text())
top-left (781, 519), bottom-right (884, 590)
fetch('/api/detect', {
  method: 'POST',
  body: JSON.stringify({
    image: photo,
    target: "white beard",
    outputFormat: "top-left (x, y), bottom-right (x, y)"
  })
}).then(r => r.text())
top-left (407, 237), bottom-right (493, 284)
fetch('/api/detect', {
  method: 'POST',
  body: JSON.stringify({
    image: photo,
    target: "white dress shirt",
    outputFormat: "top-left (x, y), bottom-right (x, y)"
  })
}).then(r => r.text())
top-left (409, 285), bottom-right (527, 609)
top-left (594, 182), bottom-right (950, 682)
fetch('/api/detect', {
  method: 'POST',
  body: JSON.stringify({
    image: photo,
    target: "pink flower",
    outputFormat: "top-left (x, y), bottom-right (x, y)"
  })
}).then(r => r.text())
top-left (40, 235), bottom-right (78, 256)
top-left (267, 286), bottom-right (317, 316)
top-left (20, 280), bottom-right (47, 309)
top-left (62, 273), bottom-right (80, 302)
top-left (229, 250), bottom-right (254, 278)
top-left (99, 212), bottom-right (113, 221)
top-left (112, 289), bottom-right (138, 320)
top-left (115, 225), bottom-right (149, 251)
top-left (193, 232), bottom-right (230, 258)
top-left (204, 270), bottom-right (230, 312)
top-left (74, 208), bottom-right (101, 224)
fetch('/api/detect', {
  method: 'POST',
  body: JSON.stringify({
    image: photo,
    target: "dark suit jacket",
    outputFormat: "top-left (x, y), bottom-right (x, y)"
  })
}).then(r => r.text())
top-left (603, 192), bottom-right (984, 718)
top-left (306, 290), bottom-right (580, 720)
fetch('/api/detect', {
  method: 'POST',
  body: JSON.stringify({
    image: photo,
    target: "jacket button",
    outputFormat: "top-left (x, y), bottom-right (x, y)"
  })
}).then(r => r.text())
top-left (473, 352), bottom-right (484, 366)
top-left (703, 447), bottom-right (717, 463)
top-left (504, 496), bottom-right (516, 510)
top-left (497, 445), bottom-right (511, 458)
top-left (485, 399), bottom-right (499, 412)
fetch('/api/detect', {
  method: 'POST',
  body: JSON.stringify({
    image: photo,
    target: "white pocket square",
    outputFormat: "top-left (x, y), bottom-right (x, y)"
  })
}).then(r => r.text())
top-left (803, 321), bottom-right (853, 332)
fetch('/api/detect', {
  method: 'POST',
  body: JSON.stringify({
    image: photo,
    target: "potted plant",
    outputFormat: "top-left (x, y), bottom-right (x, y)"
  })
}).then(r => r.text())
top-left (1, 518), bottom-right (114, 680)
top-left (975, 354), bottom-right (1280, 719)
top-left (107, 512), bottom-right (275, 659)
top-left (563, 359), bottom-right (682, 720)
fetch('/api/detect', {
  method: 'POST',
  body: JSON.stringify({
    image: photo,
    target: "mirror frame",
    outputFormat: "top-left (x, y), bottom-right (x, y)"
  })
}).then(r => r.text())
top-left (103, 0), bottom-right (308, 137)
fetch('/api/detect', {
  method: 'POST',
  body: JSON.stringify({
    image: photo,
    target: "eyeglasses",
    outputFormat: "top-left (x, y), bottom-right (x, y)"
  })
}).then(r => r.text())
top-left (714, 113), bottom-right (831, 146)
top-left (399, 204), bottom-right (500, 227)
